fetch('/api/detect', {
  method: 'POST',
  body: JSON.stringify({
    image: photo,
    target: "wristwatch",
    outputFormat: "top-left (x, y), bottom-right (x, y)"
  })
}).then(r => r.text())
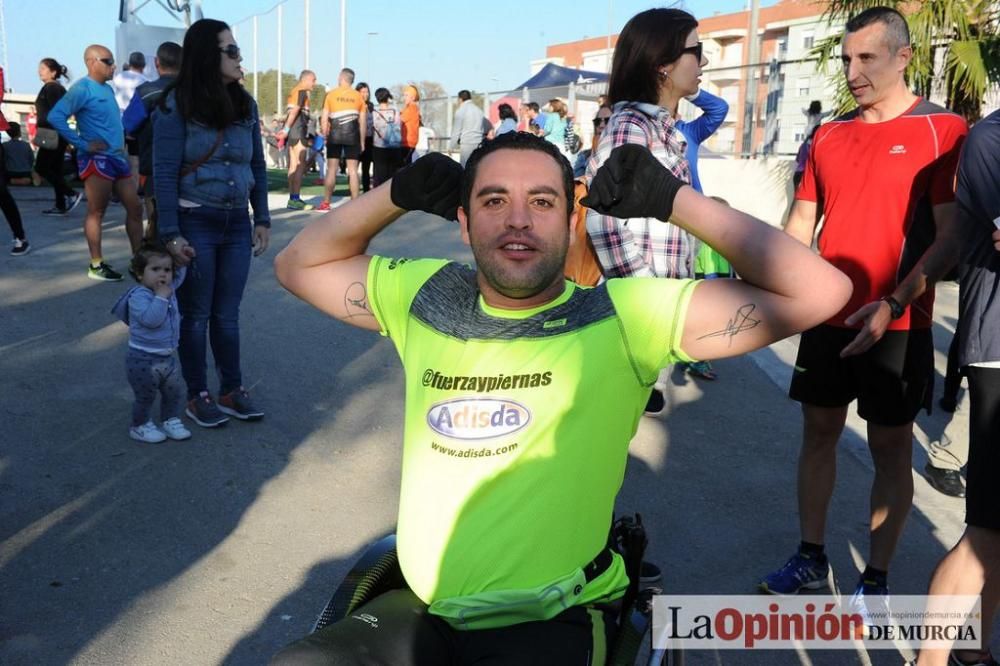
top-left (881, 295), bottom-right (905, 320)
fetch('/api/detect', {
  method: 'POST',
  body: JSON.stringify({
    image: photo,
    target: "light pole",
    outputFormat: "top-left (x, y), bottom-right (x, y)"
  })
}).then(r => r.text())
top-left (367, 32), bottom-right (378, 81)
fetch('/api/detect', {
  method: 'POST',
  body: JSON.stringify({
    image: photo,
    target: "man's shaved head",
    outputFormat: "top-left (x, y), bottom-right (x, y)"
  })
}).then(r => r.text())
top-left (84, 44), bottom-right (115, 82)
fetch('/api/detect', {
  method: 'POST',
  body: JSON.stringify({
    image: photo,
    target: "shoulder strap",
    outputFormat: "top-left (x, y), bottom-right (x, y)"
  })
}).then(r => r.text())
top-left (180, 129), bottom-right (224, 178)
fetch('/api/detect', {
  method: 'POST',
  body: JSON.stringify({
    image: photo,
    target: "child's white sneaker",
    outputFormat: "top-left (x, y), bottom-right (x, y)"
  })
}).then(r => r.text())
top-left (161, 417), bottom-right (192, 441)
top-left (130, 420), bottom-right (167, 443)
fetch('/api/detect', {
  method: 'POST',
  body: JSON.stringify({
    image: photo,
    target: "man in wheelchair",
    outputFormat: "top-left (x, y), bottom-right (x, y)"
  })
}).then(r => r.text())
top-left (272, 133), bottom-right (852, 664)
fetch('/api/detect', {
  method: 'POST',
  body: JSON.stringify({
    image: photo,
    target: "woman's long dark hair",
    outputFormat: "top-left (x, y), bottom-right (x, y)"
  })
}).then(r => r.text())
top-left (167, 18), bottom-right (251, 128)
top-left (607, 8), bottom-right (698, 105)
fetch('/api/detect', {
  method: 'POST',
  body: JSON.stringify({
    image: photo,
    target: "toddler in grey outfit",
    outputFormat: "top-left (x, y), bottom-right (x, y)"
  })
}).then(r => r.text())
top-left (111, 244), bottom-right (191, 443)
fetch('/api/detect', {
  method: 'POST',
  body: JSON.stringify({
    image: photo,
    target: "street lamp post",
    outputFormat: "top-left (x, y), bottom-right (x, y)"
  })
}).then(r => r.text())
top-left (367, 32), bottom-right (378, 81)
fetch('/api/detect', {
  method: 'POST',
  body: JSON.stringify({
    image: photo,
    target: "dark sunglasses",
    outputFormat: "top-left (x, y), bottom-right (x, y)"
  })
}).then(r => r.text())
top-left (680, 42), bottom-right (703, 61)
top-left (95, 57), bottom-right (115, 67)
top-left (219, 44), bottom-right (241, 59)
top-left (593, 117), bottom-right (610, 128)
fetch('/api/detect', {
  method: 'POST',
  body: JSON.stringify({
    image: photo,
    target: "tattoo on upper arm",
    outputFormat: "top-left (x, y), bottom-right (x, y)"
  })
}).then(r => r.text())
top-left (344, 282), bottom-right (374, 320)
top-left (697, 303), bottom-right (761, 346)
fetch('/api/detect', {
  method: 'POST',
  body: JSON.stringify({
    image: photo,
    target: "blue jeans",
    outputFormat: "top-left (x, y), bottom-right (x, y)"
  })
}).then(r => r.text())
top-left (176, 206), bottom-right (252, 399)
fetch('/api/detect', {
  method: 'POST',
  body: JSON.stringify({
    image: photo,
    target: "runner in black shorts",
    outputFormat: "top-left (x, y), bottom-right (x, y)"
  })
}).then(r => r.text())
top-left (789, 324), bottom-right (933, 426)
top-left (758, 7), bottom-right (969, 605)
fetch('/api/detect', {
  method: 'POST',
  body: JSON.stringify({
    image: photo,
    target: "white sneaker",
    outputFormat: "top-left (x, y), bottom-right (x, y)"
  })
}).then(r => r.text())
top-left (161, 417), bottom-right (192, 440)
top-left (130, 420), bottom-right (167, 443)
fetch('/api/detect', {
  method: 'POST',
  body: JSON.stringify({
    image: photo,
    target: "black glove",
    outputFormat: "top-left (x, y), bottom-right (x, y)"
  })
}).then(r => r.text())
top-left (580, 144), bottom-right (685, 222)
top-left (390, 152), bottom-right (463, 220)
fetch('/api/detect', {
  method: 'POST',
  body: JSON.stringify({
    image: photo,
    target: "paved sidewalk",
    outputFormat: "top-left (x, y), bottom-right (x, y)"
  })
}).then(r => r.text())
top-left (0, 186), bottom-right (981, 665)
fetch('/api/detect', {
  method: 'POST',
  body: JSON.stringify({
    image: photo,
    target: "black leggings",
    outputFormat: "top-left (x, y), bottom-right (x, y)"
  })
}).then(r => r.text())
top-left (0, 146), bottom-right (25, 240)
top-left (34, 141), bottom-right (76, 209)
top-left (372, 146), bottom-right (402, 188)
top-left (270, 589), bottom-right (613, 666)
top-left (965, 366), bottom-right (1000, 530)
top-left (359, 142), bottom-right (373, 192)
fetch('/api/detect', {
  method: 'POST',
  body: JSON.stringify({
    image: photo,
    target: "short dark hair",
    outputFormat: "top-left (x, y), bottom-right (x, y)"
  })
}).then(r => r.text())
top-left (461, 132), bottom-right (574, 221)
top-left (6, 122), bottom-right (20, 138)
top-left (340, 68), bottom-right (355, 84)
top-left (129, 243), bottom-right (172, 282)
top-left (156, 41), bottom-right (182, 71)
top-left (608, 8), bottom-right (698, 105)
top-left (526, 102), bottom-right (539, 113)
top-left (375, 87), bottom-right (393, 104)
top-left (846, 6), bottom-right (910, 53)
top-left (128, 51), bottom-right (146, 70)
top-left (458, 90), bottom-right (472, 102)
top-left (498, 103), bottom-right (517, 122)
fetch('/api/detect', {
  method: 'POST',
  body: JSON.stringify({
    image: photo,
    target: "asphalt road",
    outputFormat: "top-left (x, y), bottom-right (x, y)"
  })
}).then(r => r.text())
top-left (0, 186), bottom-right (982, 665)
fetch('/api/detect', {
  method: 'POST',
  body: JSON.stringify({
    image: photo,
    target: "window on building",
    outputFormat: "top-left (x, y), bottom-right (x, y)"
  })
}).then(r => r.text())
top-left (802, 29), bottom-right (815, 50)
top-left (793, 124), bottom-right (806, 143)
top-left (797, 76), bottom-right (810, 97)
top-left (777, 37), bottom-right (788, 57)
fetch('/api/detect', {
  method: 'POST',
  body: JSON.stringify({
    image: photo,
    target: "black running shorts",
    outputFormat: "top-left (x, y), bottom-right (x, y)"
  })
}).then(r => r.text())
top-left (789, 324), bottom-right (933, 426)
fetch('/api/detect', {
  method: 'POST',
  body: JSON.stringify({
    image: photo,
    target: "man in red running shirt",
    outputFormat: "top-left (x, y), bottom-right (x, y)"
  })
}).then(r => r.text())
top-left (758, 6), bottom-right (967, 608)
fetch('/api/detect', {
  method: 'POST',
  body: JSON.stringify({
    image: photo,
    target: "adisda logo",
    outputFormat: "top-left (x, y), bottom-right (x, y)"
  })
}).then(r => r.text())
top-left (427, 398), bottom-right (531, 440)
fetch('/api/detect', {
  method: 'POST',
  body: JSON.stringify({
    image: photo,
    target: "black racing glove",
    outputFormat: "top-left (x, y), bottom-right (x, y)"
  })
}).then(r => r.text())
top-left (390, 152), bottom-right (463, 221)
top-left (580, 144), bottom-right (686, 222)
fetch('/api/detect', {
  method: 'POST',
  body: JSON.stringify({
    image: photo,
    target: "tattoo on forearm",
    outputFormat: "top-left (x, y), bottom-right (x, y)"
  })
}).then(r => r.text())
top-left (697, 303), bottom-right (761, 346)
top-left (344, 282), bottom-right (374, 319)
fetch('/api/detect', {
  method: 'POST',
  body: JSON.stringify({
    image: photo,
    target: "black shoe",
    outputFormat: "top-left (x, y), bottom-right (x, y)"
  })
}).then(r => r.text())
top-left (924, 462), bottom-right (966, 498)
top-left (938, 395), bottom-right (959, 413)
top-left (639, 561), bottom-right (662, 585)
top-left (644, 388), bottom-right (665, 416)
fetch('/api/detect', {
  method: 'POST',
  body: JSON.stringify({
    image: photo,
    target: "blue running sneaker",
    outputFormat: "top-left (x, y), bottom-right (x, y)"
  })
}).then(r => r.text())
top-left (758, 551), bottom-right (829, 595)
top-left (849, 577), bottom-right (890, 629)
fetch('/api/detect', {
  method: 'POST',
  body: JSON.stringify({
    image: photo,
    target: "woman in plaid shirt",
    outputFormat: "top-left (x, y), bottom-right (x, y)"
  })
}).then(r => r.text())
top-left (584, 7), bottom-right (709, 412)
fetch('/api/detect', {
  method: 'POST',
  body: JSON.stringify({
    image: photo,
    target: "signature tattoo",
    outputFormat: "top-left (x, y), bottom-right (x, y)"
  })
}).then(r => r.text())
top-left (697, 303), bottom-right (760, 346)
top-left (344, 282), bottom-right (374, 319)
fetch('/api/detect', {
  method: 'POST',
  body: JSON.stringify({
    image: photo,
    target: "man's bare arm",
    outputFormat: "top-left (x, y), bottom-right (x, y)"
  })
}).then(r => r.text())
top-left (784, 198), bottom-right (820, 247)
top-left (839, 202), bottom-right (959, 357)
top-left (274, 154), bottom-right (462, 330)
top-left (274, 185), bottom-right (401, 331)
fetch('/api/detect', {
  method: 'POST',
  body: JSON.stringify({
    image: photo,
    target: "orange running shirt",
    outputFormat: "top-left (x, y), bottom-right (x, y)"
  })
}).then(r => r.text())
top-left (322, 85), bottom-right (364, 121)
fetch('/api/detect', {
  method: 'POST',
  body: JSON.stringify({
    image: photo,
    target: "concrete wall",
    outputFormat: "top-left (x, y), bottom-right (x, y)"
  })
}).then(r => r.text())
top-left (697, 156), bottom-right (797, 227)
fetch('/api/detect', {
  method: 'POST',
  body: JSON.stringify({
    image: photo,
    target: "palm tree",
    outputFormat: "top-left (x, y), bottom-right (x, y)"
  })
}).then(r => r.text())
top-left (811, 0), bottom-right (1000, 121)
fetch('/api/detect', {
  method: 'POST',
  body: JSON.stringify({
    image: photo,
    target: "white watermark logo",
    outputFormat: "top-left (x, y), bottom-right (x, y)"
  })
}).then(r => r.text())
top-left (651, 595), bottom-right (981, 650)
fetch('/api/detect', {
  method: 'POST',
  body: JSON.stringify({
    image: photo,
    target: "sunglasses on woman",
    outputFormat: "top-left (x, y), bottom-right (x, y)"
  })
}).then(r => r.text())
top-left (681, 42), bottom-right (703, 61)
top-left (593, 117), bottom-right (610, 128)
top-left (219, 44), bottom-right (241, 60)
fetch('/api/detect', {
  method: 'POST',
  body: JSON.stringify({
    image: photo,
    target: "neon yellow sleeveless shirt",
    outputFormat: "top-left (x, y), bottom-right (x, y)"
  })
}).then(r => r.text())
top-left (367, 256), bottom-right (697, 629)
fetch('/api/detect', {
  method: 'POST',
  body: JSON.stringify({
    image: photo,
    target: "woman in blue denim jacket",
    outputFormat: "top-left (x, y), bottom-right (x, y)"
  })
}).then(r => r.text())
top-left (153, 18), bottom-right (270, 428)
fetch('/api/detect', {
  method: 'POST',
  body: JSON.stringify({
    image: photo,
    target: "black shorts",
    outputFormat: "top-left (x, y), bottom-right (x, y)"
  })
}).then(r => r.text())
top-left (789, 324), bottom-right (933, 426)
top-left (270, 588), bottom-right (613, 665)
top-left (287, 119), bottom-right (309, 146)
top-left (326, 141), bottom-right (360, 161)
top-left (965, 366), bottom-right (1000, 529)
top-left (126, 137), bottom-right (140, 157)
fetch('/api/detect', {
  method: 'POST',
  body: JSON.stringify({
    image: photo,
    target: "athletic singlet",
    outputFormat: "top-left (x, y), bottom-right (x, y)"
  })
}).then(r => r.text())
top-left (796, 98), bottom-right (967, 330)
top-left (367, 256), bottom-right (697, 629)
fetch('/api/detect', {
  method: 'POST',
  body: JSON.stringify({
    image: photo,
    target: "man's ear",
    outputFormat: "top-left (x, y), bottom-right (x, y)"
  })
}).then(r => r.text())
top-left (568, 204), bottom-right (579, 247)
top-left (458, 206), bottom-right (471, 247)
top-left (895, 45), bottom-right (913, 72)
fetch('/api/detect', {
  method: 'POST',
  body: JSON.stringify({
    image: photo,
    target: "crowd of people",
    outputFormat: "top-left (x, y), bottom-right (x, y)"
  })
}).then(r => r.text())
top-left (1, 5), bottom-right (998, 664)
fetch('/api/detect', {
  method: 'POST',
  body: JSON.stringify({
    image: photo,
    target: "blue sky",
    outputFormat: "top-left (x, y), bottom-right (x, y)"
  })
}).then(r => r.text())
top-left (4, 0), bottom-right (777, 95)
